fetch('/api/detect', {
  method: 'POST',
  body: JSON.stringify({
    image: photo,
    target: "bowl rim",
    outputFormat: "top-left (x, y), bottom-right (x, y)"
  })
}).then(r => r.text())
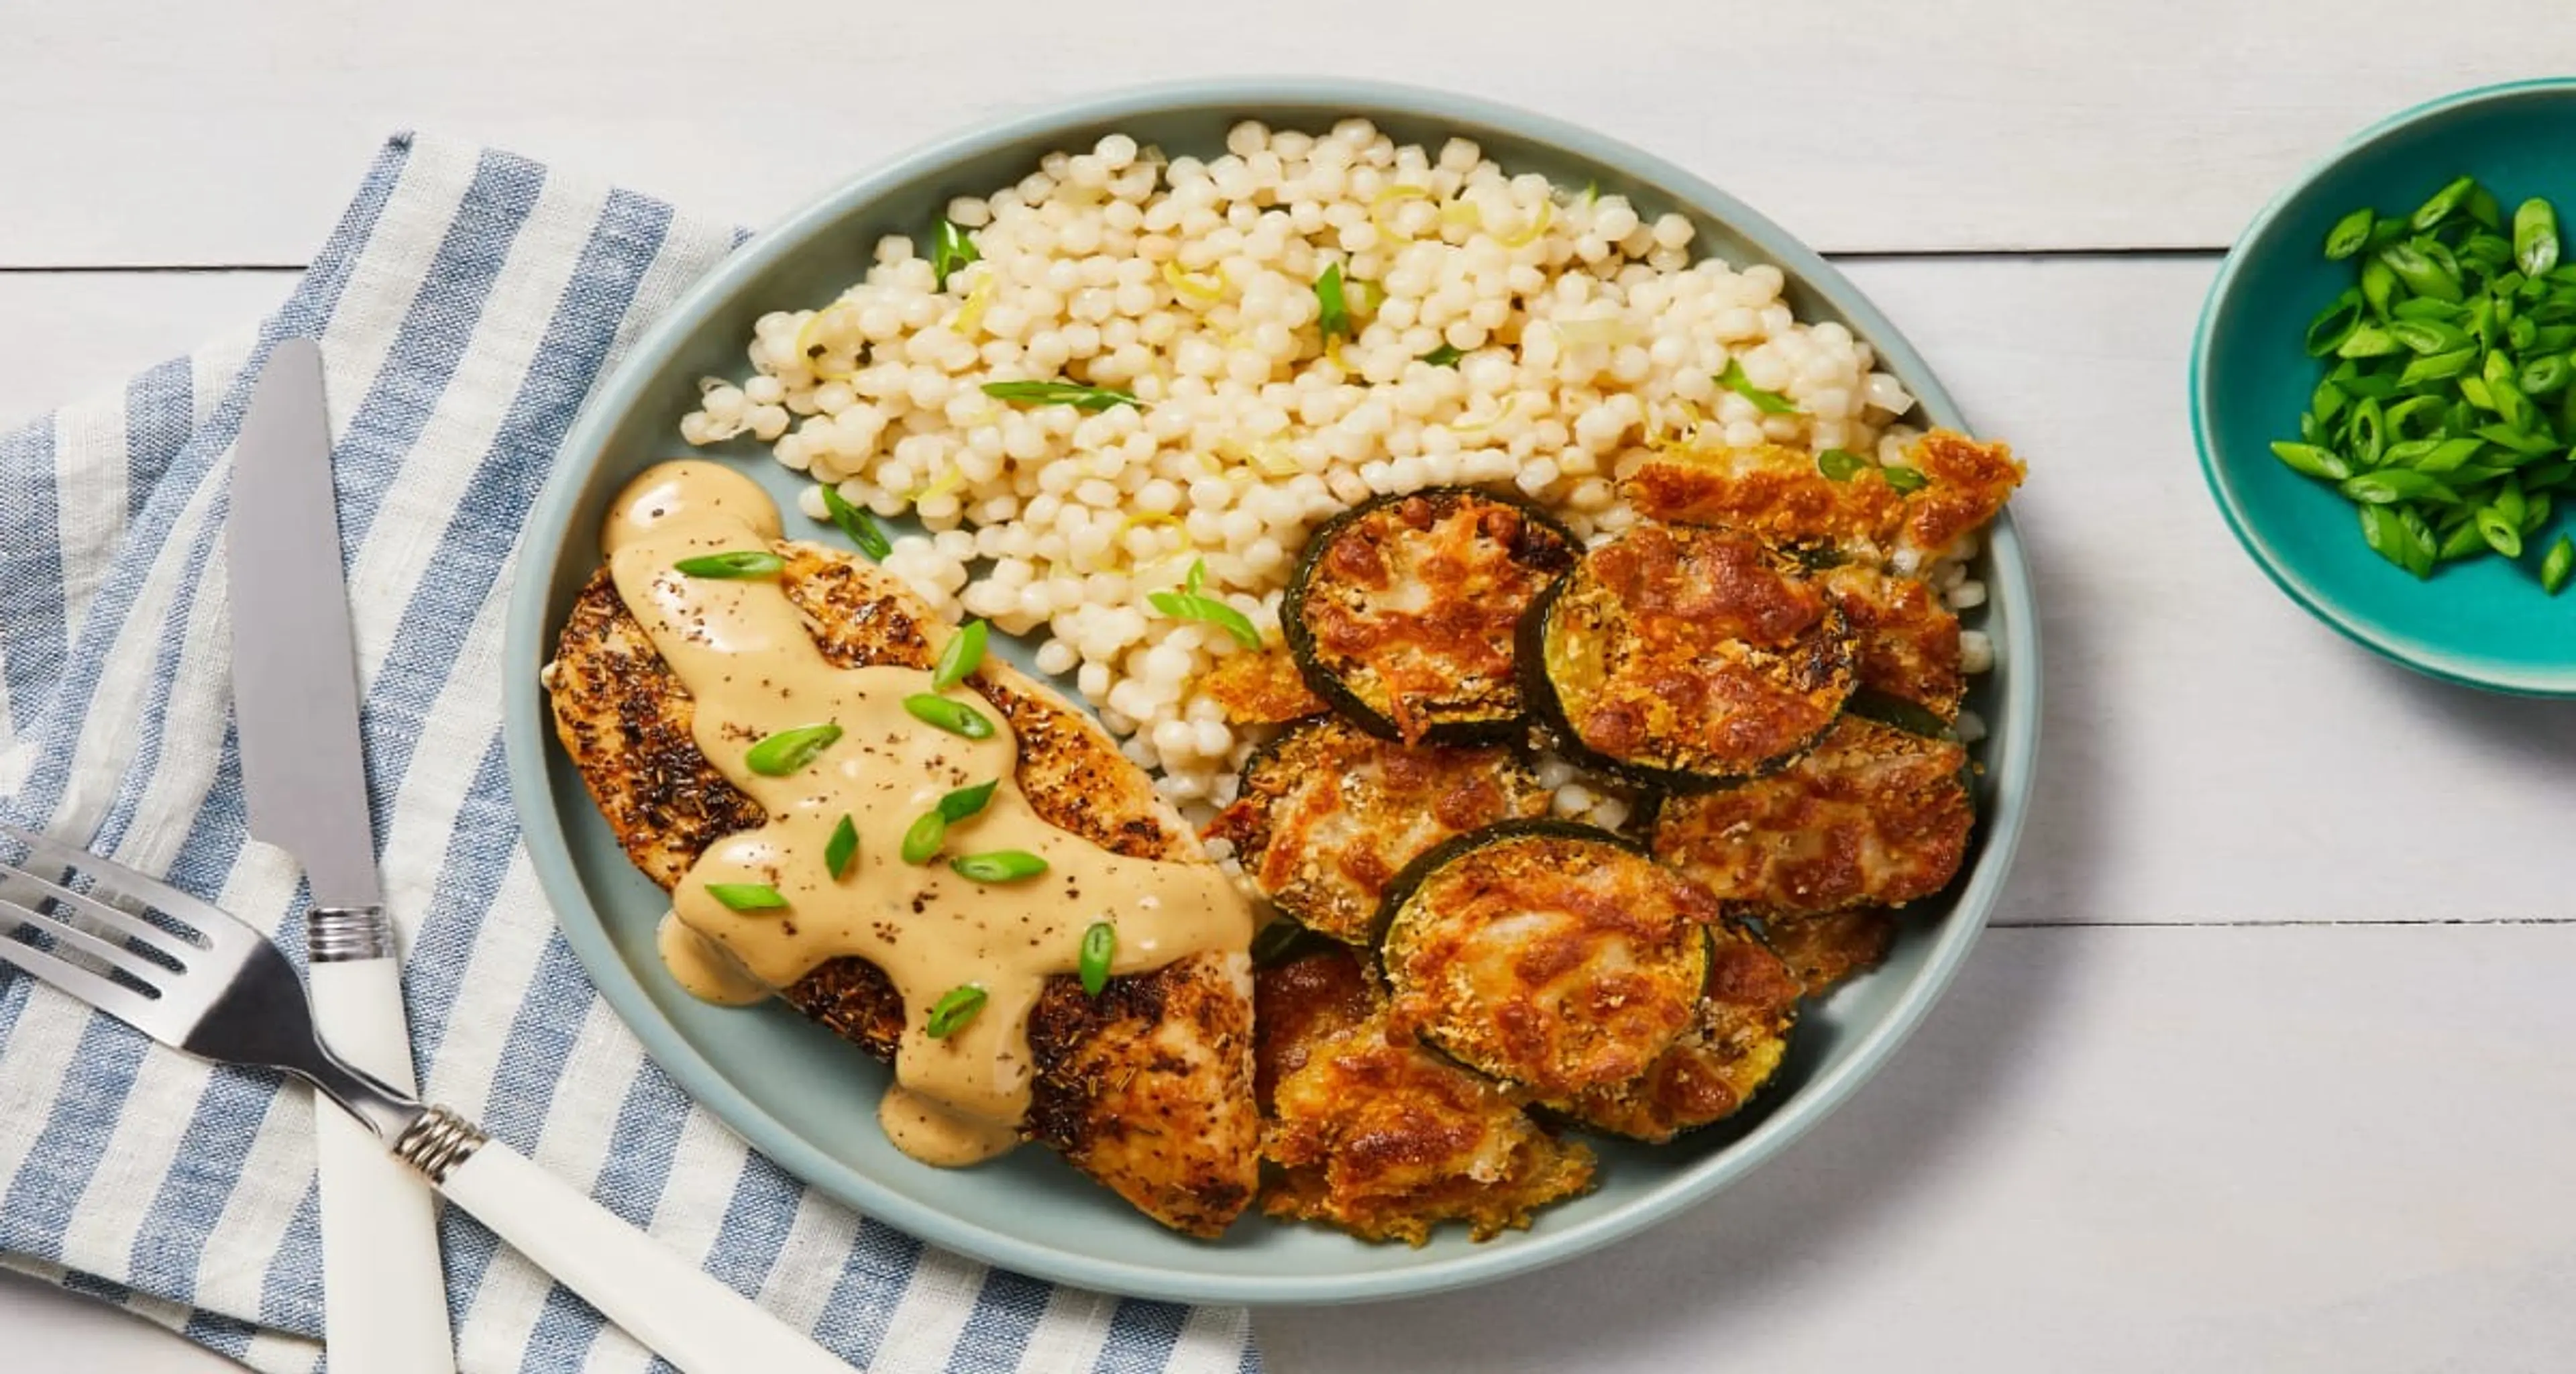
top-left (501, 74), bottom-right (2041, 1304)
top-left (2190, 76), bottom-right (2576, 698)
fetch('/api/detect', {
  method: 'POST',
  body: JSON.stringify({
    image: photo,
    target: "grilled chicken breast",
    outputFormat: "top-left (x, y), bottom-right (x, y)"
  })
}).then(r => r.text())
top-left (547, 541), bottom-right (1258, 1236)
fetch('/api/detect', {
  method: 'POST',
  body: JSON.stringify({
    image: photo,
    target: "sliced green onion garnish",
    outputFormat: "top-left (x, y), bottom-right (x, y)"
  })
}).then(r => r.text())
top-left (824, 814), bottom-right (859, 881)
top-left (1882, 466), bottom-right (1930, 494)
top-left (1078, 921), bottom-right (1115, 998)
top-left (950, 850), bottom-right (1049, 884)
top-left (2515, 198), bottom-right (2561, 277)
top-left (924, 984), bottom-right (988, 1038)
top-left (936, 779), bottom-right (998, 823)
top-left (933, 219), bottom-right (980, 290)
top-left (2411, 174), bottom-right (2477, 231)
top-left (674, 551), bottom-right (785, 579)
top-left (901, 810), bottom-right (947, 864)
top-left (2544, 535), bottom-right (2575, 594)
top-left (904, 694), bottom-right (995, 739)
top-left (1418, 344), bottom-right (1464, 367)
top-left (932, 621), bottom-right (988, 692)
top-left (707, 882), bottom-right (786, 912)
top-left (820, 483), bottom-right (891, 561)
top-left (745, 723), bottom-right (842, 776)
top-left (2269, 441), bottom-right (2351, 481)
top-left (1146, 558), bottom-right (1261, 649)
top-left (1314, 262), bottom-right (1352, 342)
top-left (980, 380), bottom-right (1141, 412)
top-left (2324, 208), bottom-right (2375, 260)
top-left (1716, 359), bottom-right (1801, 415)
top-left (1816, 448), bottom-right (1867, 480)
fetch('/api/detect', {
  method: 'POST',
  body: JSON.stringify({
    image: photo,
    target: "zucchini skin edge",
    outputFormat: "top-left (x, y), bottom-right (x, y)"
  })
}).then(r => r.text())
top-left (1281, 486), bottom-right (1580, 746)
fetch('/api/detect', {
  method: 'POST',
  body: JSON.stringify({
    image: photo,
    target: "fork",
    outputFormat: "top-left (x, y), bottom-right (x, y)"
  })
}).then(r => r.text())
top-left (0, 826), bottom-right (849, 1374)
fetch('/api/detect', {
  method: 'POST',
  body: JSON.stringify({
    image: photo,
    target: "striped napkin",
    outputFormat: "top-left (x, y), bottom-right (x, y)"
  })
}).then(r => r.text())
top-left (0, 133), bottom-right (1259, 1374)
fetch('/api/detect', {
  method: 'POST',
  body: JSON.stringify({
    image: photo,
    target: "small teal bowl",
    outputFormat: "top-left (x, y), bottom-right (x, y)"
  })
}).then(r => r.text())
top-left (2194, 78), bottom-right (2576, 694)
top-left (504, 78), bottom-right (2039, 1304)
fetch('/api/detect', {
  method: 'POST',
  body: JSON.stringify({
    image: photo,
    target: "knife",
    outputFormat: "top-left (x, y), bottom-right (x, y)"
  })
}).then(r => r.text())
top-left (227, 338), bottom-right (455, 1374)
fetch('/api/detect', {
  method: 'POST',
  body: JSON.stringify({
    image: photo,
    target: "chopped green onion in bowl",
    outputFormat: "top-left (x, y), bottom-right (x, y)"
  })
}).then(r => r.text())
top-left (2269, 173), bottom-right (2576, 591)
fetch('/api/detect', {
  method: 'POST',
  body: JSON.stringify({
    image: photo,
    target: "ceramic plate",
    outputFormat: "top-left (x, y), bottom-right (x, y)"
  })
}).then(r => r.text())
top-left (501, 78), bottom-right (2039, 1305)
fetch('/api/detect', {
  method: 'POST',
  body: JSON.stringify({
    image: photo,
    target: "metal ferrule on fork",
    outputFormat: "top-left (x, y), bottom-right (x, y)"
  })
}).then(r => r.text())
top-left (392, 1106), bottom-right (489, 1183)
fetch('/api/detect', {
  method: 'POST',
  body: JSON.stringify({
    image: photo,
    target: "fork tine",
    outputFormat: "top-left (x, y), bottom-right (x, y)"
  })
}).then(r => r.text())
top-left (0, 824), bottom-right (252, 953)
top-left (0, 924), bottom-right (177, 1041)
top-left (0, 895), bottom-right (179, 988)
top-left (0, 863), bottom-right (201, 965)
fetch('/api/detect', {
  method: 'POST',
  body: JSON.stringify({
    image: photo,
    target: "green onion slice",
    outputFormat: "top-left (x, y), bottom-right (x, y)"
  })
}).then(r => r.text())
top-left (820, 483), bottom-right (892, 561)
top-left (980, 380), bottom-right (1141, 412)
top-left (1716, 359), bottom-right (1801, 415)
top-left (674, 551), bottom-right (785, 579)
top-left (1817, 448), bottom-right (1868, 480)
top-left (707, 882), bottom-right (786, 912)
top-left (1078, 921), bottom-right (1115, 998)
top-left (824, 815), bottom-right (859, 881)
top-left (1314, 262), bottom-right (1352, 342)
top-left (2544, 535), bottom-right (2575, 594)
top-left (1418, 344), bottom-right (1466, 366)
top-left (925, 984), bottom-right (988, 1038)
top-left (1882, 466), bottom-right (1930, 494)
top-left (746, 723), bottom-right (843, 776)
top-left (936, 779), bottom-right (998, 823)
top-left (950, 850), bottom-right (1049, 884)
top-left (933, 219), bottom-right (981, 290)
top-left (2411, 175), bottom-right (2477, 232)
top-left (932, 620), bottom-right (989, 691)
top-left (900, 810), bottom-right (947, 865)
top-left (2324, 208), bottom-right (2375, 260)
top-left (1148, 559), bottom-right (1261, 648)
top-left (904, 694), bottom-right (996, 739)
top-left (2516, 198), bottom-right (2561, 277)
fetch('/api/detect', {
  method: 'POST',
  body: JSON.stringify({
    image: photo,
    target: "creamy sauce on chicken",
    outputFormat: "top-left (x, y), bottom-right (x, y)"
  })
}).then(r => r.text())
top-left (602, 461), bottom-right (1252, 1166)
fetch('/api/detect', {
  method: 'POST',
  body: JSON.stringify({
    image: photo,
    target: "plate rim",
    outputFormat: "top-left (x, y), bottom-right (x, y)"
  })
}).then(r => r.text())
top-left (501, 74), bottom-right (2042, 1305)
top-left (2190, 76), bottom-right (2576, 698)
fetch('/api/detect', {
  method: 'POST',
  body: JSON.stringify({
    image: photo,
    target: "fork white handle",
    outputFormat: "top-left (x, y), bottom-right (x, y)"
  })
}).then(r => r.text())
top-left (419, 1131), bottom-right (850, 1374)
top-left (311, 956), bottom-right (455, 1374)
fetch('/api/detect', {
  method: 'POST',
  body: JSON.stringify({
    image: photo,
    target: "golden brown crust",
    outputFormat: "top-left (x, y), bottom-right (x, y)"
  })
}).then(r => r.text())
top-left (1542, 523), bottom-right (1854, 779)
top-left (1618, 428), bottom-right (2025, 566)
top-left (1255, 950), bottom-right (1595, 1245)
top-left (1762, 908), bottom-right (1902, 995)
top-left (1294, 490), bottom-right (1576, 741)
top-left (1552, 929), bottom-right (1802, 1141)
top-left (1200, 649), bottom-right (1329, 725)
top-left (1819, 563), bottom-right (1964, 721)
top-left (1026, 951), bottom-right (1260, 1238)
top-left (1900, 430), bottom-right (2025, 558)
top-left (1623, 442), bottom-right (1905, 549)
top-left (1651, 717), bottom-right (1972, 919)
top-left (545, 545), bottom-right (1257, 1236)
top-left (1204, 718), bottom-right (1550, 944)
top-left (1382, 829), bottom-right (1715, 1099)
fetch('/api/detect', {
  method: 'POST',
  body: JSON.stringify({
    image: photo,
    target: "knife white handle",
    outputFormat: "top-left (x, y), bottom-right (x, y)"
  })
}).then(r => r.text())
top-left (312, 947), bottom-right (457, 1374)
top-left (413, 1122), bottom-right (850, 1374)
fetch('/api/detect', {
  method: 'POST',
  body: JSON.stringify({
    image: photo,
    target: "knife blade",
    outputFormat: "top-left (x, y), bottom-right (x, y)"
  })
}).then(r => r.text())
top-left (229, 338), bottom-right (380, 910)
top-left (227, 337), bottom-right (456, 1374)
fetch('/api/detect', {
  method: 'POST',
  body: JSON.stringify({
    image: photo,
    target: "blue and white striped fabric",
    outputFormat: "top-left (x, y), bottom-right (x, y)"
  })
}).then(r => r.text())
top-left (0, 134), bottom-right (1260, 1374)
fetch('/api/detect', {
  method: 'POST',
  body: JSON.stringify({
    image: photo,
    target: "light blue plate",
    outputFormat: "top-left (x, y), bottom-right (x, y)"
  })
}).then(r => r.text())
top-left (500, 78), bottom-right (2039, 1305)
top-left (2193, 78), bottom-right (2576, 694)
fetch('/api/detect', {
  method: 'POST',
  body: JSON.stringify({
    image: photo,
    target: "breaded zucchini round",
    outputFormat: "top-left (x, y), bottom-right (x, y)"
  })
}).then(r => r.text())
top-left (1550, 924), bottom-right (1803, 1141)
top-left (1651, 715), bottom-right (1972, 918)
top-left (1522, 522), bottom-right (1854, 790)
top-left (1206, 716), bottom-right (1551, 944)
top-left (1284, 488), bottom-right (1579, 743)
top-left (1379, 821), bottom-right (1715, 1098)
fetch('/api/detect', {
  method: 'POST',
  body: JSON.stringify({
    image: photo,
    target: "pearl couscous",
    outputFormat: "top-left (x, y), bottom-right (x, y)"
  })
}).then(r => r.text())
top-left (681, 119), bottom-right (1948, 818)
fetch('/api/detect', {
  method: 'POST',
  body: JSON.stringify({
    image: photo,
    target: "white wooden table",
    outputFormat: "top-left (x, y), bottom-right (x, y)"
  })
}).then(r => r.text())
top-left (8, 2), bottom-right (2576, 1368)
